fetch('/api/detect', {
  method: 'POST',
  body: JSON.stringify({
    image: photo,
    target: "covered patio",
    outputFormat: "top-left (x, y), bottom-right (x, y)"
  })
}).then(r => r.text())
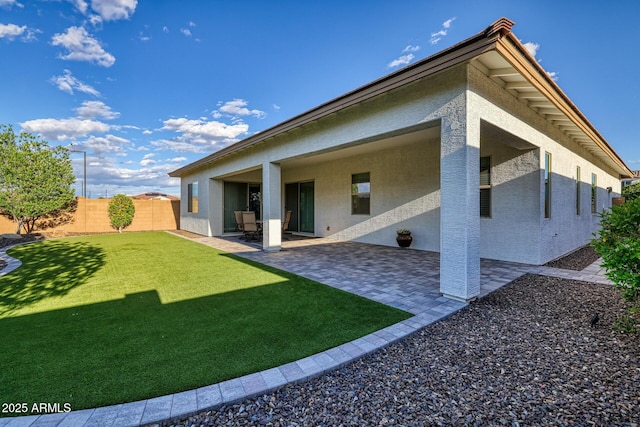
top-left (173, 233), bottom-right (609, 318)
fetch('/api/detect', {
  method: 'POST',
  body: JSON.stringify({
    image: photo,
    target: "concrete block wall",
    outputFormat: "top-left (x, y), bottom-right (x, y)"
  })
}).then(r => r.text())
top-left (0, 198), bottom-right (180, 234)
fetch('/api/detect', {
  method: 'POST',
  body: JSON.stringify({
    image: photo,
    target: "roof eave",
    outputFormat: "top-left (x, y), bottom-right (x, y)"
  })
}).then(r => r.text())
top-left (494, 33), bottom-right (632, 178)
top-left (168, 19), bottom-right (511, 178)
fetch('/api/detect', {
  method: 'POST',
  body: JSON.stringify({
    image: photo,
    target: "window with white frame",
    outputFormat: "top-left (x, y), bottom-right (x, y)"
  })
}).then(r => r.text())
top-left (351, 172), bottom-right (370, 215)
top-left (544, 152), bottom-right (551, 218)
top-left (188, 182), bottom-right (199, 213)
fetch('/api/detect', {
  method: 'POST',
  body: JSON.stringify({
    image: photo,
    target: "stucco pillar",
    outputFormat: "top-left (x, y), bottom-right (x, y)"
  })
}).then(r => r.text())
top-left (262, 162), bottom-right (282, 252)
top-left (208, 178), bottom-right (223, 236)
top-left (439, 94), bottom-right (481, 301)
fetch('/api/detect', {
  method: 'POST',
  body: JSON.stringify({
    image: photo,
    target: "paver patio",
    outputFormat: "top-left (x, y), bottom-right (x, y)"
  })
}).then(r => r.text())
top-left (0, 233), bottom-right (610, 427)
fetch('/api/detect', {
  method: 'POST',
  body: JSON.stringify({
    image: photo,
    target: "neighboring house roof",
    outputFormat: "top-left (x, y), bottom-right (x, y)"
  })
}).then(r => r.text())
top-left (169, 17), bottom-right (632, 179)
top-left (133, 192), bottom-right (179, 200)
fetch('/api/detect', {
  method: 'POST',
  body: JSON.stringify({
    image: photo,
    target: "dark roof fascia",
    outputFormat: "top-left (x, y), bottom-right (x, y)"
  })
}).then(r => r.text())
top-left (168, 20), bottom-right (509, 178)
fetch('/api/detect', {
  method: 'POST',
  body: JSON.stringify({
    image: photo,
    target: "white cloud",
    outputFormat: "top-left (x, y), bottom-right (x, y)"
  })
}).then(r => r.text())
top-left (140, 158), bottom-right (156, 166)
top-left (387, 54), bottom-right (414, 69)
top-left (51, 26), bottom-right (116, 67)
top-left (87, 158), bottom-right (178, 192)
top-left (523, 41), bottom-right (540, 58)
top-left (522, 41), bottom-right (558, 81)
top-left (20, 118), bottom-right (110, 141)
top-left (217, 99), bottom-right (266, 119)
top-left (180, 28), bottom-right (191, 37)
top-left (273, 104), bottom-right (280, 111)
top-left (80, 134), bottom-right (129, 153)
top-left (51, 69), bottom-right (100, 96)
top-left (162, 26), bottom-right (169, 33)
top-left (430, 17), bottom-right (456, 45)
top-left (189, 21), bottom-right (196, 27)
top-left (0, 0), bottom-right (24, 8)
top-left (68, 0), bottom-right (88, 14)
top-left (75, 100), bottom-right (120, 120)
top-left (90, 0), bottom-right (137, 21)
top-left (162, 117), bottom-right (249, 141)
top-left (143, 129), bottom-right (153, 135)
top-left (0, 23), bottom-right (26, 40)
top-left (403, 45), bottom-right (420, 53)
top-left (168, 156), bottom-right (187, 163)
top-left (151, 138), bottom-right (206, 153)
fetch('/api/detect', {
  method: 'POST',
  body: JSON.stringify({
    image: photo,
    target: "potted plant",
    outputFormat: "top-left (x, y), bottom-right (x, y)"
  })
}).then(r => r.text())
top-left (396, 228), bottom-right (413, 248)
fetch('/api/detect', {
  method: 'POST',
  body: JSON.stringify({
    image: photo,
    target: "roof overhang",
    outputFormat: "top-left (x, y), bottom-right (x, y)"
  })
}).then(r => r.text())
top-left (169, 18), bottom-right (632, 179)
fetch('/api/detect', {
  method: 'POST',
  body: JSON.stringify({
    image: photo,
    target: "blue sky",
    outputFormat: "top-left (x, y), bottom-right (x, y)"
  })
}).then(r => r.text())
top-left (1, 1), bottom-right (639, 198)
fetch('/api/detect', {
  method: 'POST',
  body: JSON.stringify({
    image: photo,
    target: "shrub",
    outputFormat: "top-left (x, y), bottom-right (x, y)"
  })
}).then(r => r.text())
top-left (592, 197), bottom-right (640, 330)
top-left (108, 194), bottom-right (135, 233)
top-left (622, 181), bottom-right (640, 202)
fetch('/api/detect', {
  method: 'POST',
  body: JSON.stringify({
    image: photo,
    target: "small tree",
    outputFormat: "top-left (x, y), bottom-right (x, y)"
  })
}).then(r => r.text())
top-left (592, 197), bottom-right (640, 331)
top-left (0, 125), bottom-right (76, 234)
top-left (108, 194), bottom-right (135, 233)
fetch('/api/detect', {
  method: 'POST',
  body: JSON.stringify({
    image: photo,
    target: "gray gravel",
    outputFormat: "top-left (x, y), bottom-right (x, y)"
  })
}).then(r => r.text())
top-left (544, 245), bottom-right (601, 271)
top-left (156, 274), bottom-right (639, 427)
top-left (0, 234), bottom-right (44, 271)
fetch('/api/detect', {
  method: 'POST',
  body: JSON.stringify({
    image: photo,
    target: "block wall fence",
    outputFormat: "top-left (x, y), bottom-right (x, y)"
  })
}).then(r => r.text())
top-left (0, 198), bottom-right (180, 234)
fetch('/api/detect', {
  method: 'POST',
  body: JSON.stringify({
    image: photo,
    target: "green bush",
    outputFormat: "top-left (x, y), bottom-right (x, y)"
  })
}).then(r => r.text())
top-left (622, 181), bottom-right (640, 202)
top-left (592, 197), bottom-right (640, 330)
top-left (108, 194), bottom-right (135, 233)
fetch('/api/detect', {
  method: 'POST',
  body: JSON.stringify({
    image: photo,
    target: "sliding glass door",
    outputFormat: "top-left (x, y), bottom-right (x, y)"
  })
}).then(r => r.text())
top-left (223, 182), bottom-right (262, 232)
top-left (285, 181), bottom-right (314, 233)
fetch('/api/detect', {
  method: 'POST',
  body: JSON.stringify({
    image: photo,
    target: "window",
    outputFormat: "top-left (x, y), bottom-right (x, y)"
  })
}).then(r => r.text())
top-left (576, 166), bottom-right (581, 216)
top-left (351, 172), bottom-right (370, 215)
top-left (188, 182), bottom-right (199, 213)
top-left (480, 156), bottom-right (491, 217)
top-left (591, 173), bottom-right (597, 214)
top-left (544, 152), bottom-right (551, 218)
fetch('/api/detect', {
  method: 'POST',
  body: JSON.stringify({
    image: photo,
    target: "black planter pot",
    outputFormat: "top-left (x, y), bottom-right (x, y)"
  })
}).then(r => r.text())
top-left (396, 234), bottom-right (412, 248)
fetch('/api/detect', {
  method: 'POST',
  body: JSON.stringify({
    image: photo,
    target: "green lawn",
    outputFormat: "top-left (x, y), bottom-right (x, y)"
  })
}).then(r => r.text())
top-left (0, 232), bottom-right (411, 414)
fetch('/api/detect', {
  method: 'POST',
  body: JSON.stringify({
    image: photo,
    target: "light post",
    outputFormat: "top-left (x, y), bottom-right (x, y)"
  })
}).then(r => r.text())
top-left (70, 150), bottom-right (87, 198)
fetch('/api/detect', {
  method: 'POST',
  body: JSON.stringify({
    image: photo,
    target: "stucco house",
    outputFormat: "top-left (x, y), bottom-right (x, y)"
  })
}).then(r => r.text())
top-left (169, 18), bottom-right (632, 302)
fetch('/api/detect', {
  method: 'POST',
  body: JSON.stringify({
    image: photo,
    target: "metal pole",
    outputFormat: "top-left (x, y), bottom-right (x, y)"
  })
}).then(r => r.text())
top-left (83, 151), bottom-right (86, 199)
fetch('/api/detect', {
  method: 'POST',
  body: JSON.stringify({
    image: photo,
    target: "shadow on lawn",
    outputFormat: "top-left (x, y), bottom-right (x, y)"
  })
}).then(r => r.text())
top-left (0, 240), bottom-right (106, 316)
top-left (0, 276), bottom-right (410, 413)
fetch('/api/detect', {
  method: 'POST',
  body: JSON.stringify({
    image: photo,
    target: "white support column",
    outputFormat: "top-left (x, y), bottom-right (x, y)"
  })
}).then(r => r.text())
top-left (208, 178), bottom-right (223, 237)
top-left (439, 94), bottom-right (481, 301)
top-left (262, 162), bottom-right (282, 252)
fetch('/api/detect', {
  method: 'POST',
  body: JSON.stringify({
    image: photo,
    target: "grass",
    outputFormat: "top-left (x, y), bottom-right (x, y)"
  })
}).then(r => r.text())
top-left (0, 232), bottom-right (411, 414)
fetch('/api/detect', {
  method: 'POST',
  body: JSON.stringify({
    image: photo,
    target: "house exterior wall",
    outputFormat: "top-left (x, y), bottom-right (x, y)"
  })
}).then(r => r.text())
top-left (479, 141), bottom-right (541, 263)
top-left (178, 65), bottom-right (469, 238)
top-left (282, 138), bottom-right (441, 251)
top-left (468, 64), bottom-right (621, 264)
top-left (177, 63), bottom-right (621, 265)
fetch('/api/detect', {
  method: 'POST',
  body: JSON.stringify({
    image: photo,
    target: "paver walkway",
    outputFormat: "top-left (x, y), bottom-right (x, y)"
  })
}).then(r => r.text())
top-left (0, 234), bottom-right (611, 427)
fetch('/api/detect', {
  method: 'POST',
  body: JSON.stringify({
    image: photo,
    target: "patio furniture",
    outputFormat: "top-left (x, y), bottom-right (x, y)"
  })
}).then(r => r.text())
top-left (234, 211), bottom-right (245, 233)
top-left (241, 211), bottom-right (260, 241)
top-left (282, 210), bottom-right (292, 238)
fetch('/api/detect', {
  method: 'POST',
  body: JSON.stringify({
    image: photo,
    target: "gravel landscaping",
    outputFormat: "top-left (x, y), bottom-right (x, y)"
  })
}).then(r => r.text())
top-left (155, 274), bottom-right (639, 427)
top-left (0, 234), bottom-right (43, 271)
top-left (544, 245), bottom-right (601, 271)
